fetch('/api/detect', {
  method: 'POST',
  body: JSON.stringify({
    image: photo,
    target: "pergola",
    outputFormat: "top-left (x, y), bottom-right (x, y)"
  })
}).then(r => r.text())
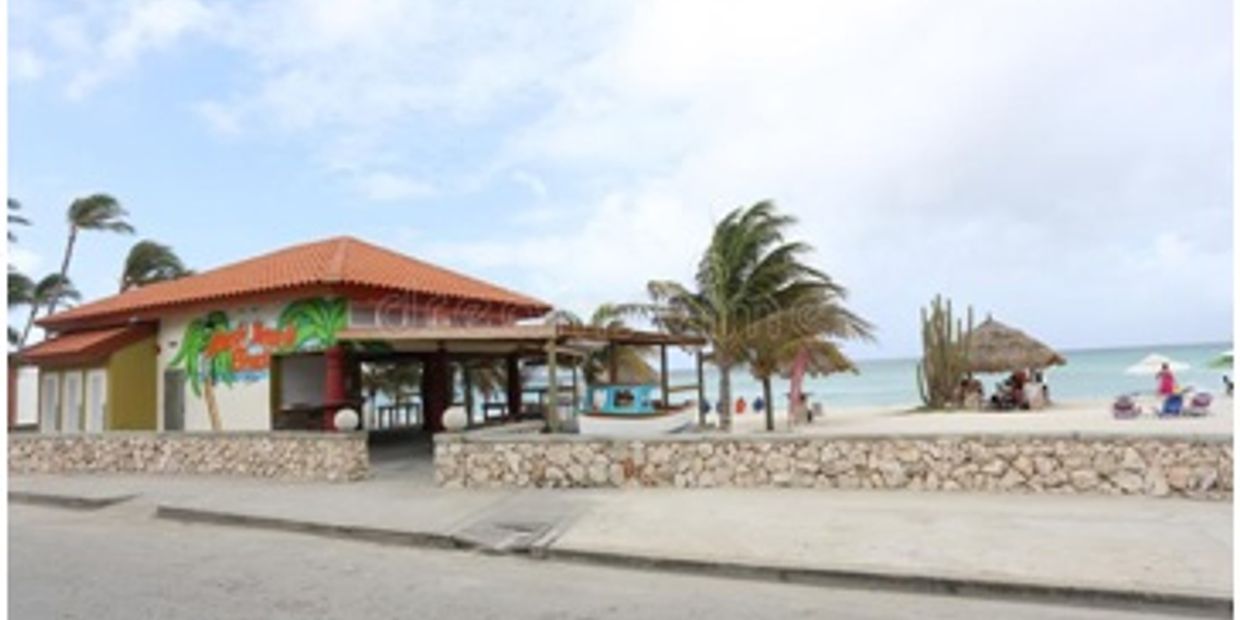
top-left (334, 324), bottom-right (707, 432)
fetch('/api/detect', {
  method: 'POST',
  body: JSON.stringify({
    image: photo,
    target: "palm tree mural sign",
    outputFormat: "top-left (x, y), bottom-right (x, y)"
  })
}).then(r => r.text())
top-left (169, 298), bottom-right (348, 431)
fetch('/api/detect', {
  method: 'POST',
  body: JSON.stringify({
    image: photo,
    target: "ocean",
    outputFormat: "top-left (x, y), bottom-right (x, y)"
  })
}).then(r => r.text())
top-left (668, 342), bottom-right (1234, 410)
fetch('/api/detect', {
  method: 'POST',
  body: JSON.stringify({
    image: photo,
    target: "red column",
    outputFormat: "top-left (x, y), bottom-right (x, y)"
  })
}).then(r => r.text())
top-left (421, 351), bottom-right (451, 433)
top-left (505, 355), bottom-right (521, 422)
top-left (323, 345), bottom-right (347, 431)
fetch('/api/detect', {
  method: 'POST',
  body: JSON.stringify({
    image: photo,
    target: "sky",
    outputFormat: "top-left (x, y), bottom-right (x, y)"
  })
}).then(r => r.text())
top-left (5, 0), bottom-right (1234, 360)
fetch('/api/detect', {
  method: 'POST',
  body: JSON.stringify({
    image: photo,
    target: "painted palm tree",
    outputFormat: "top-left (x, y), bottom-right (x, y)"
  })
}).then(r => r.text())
top-left (278, 298), bottom-right (348, 350)
top-left (17, 274), bottom-right (81, 348)
top-left (119, 239), bottom-right (190, 292)
top-left (745, 298), bottom-right (869, 431)
top-left (642, 200), bottom-right (871, 431)
top-left (169, 311), bottom-right (234, 431)
top-left (45, 194), bottom-right (134, 318)
top-left (547, 304), bottom-right (656, 384)
top-left (8, 198), bottom-right (29, 242)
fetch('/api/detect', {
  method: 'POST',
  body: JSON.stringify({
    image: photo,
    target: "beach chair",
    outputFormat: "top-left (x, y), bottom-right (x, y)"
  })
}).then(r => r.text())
top-left (1112, 394), bottom-right (1141, 419)
top-left (1158, 393), bottom-right (1184, 417)
top-left (1184, 392), bottom-right (1213, 417)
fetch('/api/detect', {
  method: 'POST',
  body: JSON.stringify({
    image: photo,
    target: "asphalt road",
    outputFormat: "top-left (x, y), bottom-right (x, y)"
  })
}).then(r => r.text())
top-left (7, 503), bottom-right (1211, 620)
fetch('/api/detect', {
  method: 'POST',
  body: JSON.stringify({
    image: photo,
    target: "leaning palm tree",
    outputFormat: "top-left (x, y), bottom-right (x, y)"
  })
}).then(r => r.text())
top-left (9, 270), bottom-right (35, 348)
top-left (642, 201), bottom-right (871, 432)
top-left (8, 198), bottom-right (30, 242)
top-left (18, 274), bottom-right (81, 347)
top-left (119, 239), bottom-right (190, 292)
top-left (45, 194), bottom-right (134, 318)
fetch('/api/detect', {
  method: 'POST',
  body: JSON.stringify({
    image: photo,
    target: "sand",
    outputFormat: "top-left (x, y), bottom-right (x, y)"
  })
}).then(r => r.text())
top-left (721, 394), bottom-right (1234, 438)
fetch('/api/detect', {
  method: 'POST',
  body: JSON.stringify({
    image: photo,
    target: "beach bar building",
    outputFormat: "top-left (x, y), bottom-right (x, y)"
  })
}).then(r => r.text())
top-left (19, 236), bottom-right (553, 433)
top-left (19, 236), bottom-right (705, 436)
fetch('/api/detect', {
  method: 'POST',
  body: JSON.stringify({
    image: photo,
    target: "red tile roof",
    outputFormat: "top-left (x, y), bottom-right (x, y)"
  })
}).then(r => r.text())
top-left (20, 323), bottom-right (156, 366)
top-left (39, 236), bottom-right (551, 330)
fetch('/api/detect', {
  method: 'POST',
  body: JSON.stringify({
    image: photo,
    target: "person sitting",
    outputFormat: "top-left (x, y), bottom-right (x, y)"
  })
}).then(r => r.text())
top-left (953, 378), bottom-right (969, 408)
top-left (1025, 371), bottom-right (1047, 410)
top-left (962, 382), bottom-right (983, 410)
top-left (1001, 371), bottom-right (1029, 410)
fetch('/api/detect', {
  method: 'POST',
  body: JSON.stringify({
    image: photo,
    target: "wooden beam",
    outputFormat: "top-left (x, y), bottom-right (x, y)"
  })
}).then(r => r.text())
top-left (546, 339), bottom-right (559, 432)
top-left (660, 344), bottom-right (669, 404)
top-left (696, 350), bottom-right (706, 426)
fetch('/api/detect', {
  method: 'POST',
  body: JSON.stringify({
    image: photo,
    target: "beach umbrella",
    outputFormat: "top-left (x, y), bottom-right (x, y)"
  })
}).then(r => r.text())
top-left (964, 317), bottom-right (1066, 374)
top-left (1124, 353), bottom-right (1190, 375)
top-left (1208, 350), bottom-right (1233, 369)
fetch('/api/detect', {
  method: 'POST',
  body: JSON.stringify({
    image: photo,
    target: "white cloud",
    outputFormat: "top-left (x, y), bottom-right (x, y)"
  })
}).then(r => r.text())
top-left (9, 49), bottom-right (46, 80)
top-left (194, 100), bottom-right (242, 135)
top-left (11, 0), bottom-right (1232, 353)
top-left (7, 247), bottom-right (44, 275)
top-left (63, 0), bottom-right (215, 99)
top-left (510, 171), bottom-right (549, 201)
top-left (353, 172), bottom-right (437, 202)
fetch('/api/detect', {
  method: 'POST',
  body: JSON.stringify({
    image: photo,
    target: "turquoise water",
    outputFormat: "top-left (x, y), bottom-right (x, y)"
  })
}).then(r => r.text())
top-left (669, 342), bottom-right (1234, 410)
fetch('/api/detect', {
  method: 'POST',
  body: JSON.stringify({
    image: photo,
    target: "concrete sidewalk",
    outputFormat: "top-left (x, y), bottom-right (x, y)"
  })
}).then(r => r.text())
top-left (9, 474), bottom-right (1232, 611)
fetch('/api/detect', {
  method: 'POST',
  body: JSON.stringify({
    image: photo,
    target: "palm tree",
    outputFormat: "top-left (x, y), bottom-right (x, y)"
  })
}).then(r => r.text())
top-left (119, 239), bottom-right (190, 292)
top-left (547, 304), bottom-right (656, 384)
top-left (18, 274), bottom-right (81, 347)
top-left (642, 201), bottom-right (871, 432)
top-left (278, 298), bottom-right (348, 349)
top-left (745, 301), bottom-right (868, 431)
top-left (169, 311), bottom-right (234, 431)
top-left (9, 270), bottom-right (35, 348)
top-left (45, 194), bottom-right (134, 319)
top-left (8, 198), bottom-right (30, 242)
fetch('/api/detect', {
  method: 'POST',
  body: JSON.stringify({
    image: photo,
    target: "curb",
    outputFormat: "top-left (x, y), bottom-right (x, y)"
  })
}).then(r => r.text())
top-left (154, 505), bottom-right (473, 552)
top-left (9, 491), bottom-right (137, 511)
top-left (152, 503), bottom-right (1233, 616)
top-left (537, 546), bottom-right (1233, 616)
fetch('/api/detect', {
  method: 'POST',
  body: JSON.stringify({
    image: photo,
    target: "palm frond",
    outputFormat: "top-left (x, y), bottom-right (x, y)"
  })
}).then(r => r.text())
top-left (121, 239), bottom-right (190, 291)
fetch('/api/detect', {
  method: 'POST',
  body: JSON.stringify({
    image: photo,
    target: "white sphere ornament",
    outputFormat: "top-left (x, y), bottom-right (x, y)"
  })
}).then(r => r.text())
top-left (334, 408), bottom-right (360, 431)
top-left (443, 406), bottom-right (468, 432)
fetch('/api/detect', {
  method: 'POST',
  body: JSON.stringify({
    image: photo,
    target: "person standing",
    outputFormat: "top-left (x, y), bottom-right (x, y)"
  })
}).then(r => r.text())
top-left (1156, 363), bottom-right (1177, 397)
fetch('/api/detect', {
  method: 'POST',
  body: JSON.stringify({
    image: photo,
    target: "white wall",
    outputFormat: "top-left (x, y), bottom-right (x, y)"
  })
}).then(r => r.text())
top-left (157, 301), bottom-right (288, 431)
top-left (16, 366), bottom-right (39, 427)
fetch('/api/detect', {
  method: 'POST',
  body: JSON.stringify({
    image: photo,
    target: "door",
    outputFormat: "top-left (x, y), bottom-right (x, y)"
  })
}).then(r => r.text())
top-left (85, 369), bottom-right (107, 433)
top-left (62, 372), bottom-right (82, 433)
top-left (39, 374), bottom-right (60, 433)
top-left (164, 369), bottom-right (186, 431)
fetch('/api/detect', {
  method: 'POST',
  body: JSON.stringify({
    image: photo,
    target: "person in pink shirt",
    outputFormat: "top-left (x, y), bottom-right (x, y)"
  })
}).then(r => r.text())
top-left (1156, 363), bottom-right (1177, 397)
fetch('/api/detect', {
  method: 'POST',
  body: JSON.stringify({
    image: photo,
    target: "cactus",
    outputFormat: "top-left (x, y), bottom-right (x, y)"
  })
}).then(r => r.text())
top-left (916, 295), bottom-right (973, 409)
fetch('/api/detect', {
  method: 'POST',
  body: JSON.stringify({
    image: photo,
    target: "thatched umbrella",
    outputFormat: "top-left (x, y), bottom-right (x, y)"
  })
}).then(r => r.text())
top-left (965, 317), bottom-right (1065, 374)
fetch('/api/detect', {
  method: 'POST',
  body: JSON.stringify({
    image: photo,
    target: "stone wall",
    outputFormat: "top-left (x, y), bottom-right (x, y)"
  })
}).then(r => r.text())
top-left (435, 432), bottom-right (1232, 500)
top-left (9, 432), bottom-right (369, 482)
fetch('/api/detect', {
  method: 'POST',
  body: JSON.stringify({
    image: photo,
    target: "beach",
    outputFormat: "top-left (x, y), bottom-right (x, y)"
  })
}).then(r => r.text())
top-left (723, 395), bottom-right (1235, 438)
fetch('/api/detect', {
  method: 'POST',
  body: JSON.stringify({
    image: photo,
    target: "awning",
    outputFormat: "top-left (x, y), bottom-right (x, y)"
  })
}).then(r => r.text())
top-left (337, 324), bottom-right (706, 357)
top-left (19, 323), bottom-right (156, 367)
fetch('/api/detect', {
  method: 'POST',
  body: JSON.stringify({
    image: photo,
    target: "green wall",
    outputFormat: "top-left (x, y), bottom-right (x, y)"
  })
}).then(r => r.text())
top-left (108, 335), bottom-right (157, 430)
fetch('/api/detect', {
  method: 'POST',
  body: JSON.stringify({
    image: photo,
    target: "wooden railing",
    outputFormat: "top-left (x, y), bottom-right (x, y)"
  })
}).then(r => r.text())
top-left (368, 402), bottom-right (422, 431)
